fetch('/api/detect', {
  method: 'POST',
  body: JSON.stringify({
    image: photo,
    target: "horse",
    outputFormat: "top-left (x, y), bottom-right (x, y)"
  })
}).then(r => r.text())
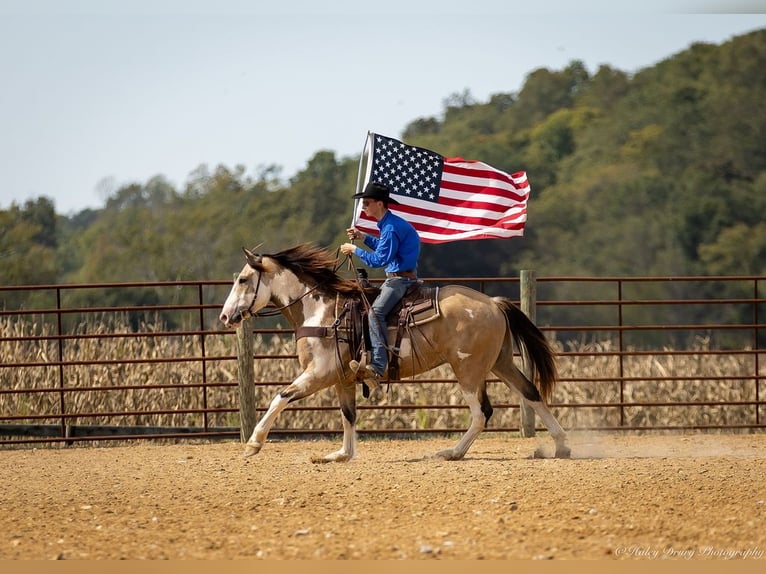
top-left (219, 243), bottom-right (570, 462)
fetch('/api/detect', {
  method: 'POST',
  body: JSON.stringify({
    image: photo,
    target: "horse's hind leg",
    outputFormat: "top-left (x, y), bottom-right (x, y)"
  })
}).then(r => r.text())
top-left (312, 381), bottom-right (357, 463)
top-left (493, 363), bottom-right (570, 458)
top-left (434, 382), bottom-right (492, 461)
top-left (524, 397), bottom-right (570, 458)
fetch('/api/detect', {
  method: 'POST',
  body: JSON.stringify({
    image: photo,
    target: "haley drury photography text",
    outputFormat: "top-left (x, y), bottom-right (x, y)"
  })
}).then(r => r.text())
top-left (614, 545), bottom-right (764, 560)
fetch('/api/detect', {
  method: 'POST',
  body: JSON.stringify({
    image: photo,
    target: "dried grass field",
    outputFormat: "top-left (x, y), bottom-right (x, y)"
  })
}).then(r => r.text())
top-left (1, 434), bottom-right (765, 560)
top-left (1, 315), bottom-right (764, 433)
top-left (2, 316), bottom-right (766, 560)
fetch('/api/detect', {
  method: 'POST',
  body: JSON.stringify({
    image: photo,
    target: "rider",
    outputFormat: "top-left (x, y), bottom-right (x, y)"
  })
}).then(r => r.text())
top-left (340, 181), bottom-right (421, 390)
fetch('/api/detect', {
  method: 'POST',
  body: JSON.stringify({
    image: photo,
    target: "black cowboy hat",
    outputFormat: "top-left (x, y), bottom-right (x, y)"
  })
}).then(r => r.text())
top-left (352, 181), bottom-right (400, 205)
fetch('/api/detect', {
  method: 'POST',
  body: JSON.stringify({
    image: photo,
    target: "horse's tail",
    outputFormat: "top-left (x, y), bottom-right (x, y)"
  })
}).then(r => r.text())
top-left (494, 297), bottom-right (558, 402)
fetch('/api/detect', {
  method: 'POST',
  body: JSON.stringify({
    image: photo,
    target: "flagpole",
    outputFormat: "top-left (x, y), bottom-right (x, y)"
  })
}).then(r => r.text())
top-left (350, 131), bottom-right (373, 229)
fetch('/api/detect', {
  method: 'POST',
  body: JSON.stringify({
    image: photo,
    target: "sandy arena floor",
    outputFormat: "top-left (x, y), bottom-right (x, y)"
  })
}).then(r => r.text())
top-left (1, 433), bottom-right (765, 560)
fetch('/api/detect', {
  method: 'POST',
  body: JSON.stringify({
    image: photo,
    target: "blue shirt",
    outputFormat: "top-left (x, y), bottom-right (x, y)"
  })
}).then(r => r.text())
top-left (354, 210), bottom-right (421, 273)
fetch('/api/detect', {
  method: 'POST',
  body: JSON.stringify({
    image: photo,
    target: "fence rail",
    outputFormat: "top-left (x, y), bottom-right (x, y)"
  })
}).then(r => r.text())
top-left (1, 274), bottom-right (764, 446)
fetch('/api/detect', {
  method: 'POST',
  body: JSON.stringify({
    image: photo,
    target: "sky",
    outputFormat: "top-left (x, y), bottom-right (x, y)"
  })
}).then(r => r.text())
top-left (1, 0), bottom-right (766, 215)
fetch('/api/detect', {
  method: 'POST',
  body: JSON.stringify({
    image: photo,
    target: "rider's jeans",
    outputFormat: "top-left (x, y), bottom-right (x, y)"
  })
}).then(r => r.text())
top-left (368, 276), bottom-right (417, 376)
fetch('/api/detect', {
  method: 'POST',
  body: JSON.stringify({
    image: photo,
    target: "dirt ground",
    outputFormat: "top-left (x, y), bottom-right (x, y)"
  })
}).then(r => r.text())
top-left (1, 433), bottom-right (765, 560)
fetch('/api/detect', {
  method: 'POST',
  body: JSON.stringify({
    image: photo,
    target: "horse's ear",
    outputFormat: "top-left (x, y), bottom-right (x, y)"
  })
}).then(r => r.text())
top-left (242, 246), bottom-right (263, 270)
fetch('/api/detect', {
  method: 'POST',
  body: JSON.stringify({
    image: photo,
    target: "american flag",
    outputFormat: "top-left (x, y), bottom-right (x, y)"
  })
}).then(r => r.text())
top-left (353, 133), bottom-right (530, 243)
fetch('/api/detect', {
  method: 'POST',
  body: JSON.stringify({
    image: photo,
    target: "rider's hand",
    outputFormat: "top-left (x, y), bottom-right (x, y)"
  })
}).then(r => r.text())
top-left (340, 243), bottom-right (356, 256)
top-left (346, 227), bottom-right (364, 241)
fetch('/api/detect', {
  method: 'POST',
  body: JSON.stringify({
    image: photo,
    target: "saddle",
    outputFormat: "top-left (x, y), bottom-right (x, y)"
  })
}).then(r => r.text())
top-left (294, 281), bottom-right (440, 385)
top-left (361, 282), bottom-right (440, 382)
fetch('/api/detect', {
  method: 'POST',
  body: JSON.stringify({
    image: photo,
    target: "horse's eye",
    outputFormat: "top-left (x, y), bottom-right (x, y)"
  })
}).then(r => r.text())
top-left (238, 276), bottom-right (247, 284)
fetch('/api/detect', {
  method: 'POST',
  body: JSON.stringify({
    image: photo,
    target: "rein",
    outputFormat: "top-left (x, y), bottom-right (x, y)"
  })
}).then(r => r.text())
top-left (251, 279), bottom-right (321, 318)
top-left (237, 249), bottom-right (373, 381)
top-left (246, 248), bottom-right (359, 319)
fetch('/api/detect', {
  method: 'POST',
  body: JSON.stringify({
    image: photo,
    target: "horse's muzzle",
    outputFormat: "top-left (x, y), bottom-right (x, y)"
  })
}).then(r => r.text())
top-left (220, 309), bottom-right (245, 328)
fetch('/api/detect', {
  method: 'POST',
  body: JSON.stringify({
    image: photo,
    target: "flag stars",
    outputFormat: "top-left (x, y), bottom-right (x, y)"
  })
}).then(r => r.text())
top-left (370, 134), bottom-right (445, 204)
top-left (364, 133), bottom-right (528, 241)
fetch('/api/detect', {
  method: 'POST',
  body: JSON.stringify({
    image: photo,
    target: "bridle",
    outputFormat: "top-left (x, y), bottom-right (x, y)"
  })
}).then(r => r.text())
top-left (233, 252), bottom-right (374, 380)
top-left (233, 268), bottom-right (317, 321)
top-left (237, 253), bottom-right (350, 320)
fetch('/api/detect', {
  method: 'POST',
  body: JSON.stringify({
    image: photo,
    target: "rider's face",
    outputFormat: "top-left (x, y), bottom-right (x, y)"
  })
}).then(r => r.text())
top-left (362, 199), bottom-right (385, 220)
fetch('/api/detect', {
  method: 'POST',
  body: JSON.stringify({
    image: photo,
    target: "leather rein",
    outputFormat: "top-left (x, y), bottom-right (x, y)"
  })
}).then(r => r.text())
top-left (243, 251), bottom-right (369, 324)
top-left (238, 253), bottom-right (367, 376)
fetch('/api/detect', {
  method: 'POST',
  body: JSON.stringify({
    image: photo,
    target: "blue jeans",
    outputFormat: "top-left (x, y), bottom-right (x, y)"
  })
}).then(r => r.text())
top-left (368, 276), bottom-right (417, 376)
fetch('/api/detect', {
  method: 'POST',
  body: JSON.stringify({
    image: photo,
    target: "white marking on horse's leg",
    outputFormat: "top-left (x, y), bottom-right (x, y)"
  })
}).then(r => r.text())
top-left (243, 371), bottom-right (317, 457)
top-left (492, 364), bottom-right (570, 458)
top-left (435, 388), bottom-right (485, 461)
top-left (526, 399), bottom-right (571, 458)
top-left (243, 392), bottom-right (290, 457)
top-left (315, 413), bottom-right (356, 463)
top-left (339, 407), bottom-right (356, 458)
top-left (313, 383), bottom-right (357, 463)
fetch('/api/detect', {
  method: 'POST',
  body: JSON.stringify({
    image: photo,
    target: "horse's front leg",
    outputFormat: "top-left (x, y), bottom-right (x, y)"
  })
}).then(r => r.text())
top-left (311, 381), bottom-right (357, 463)
top-left (243, 371), bottom-right (319, 458)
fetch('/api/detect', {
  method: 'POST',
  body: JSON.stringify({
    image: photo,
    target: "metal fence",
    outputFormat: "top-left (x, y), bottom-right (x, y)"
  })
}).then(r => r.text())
top-left (1, 274), bottom-right (764, 446)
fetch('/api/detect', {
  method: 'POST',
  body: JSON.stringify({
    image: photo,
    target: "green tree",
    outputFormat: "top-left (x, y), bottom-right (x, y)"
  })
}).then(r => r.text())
top-left (11, 26), bottom-right (765, 340)
top-left (0, 201), bottom-right (58, 310)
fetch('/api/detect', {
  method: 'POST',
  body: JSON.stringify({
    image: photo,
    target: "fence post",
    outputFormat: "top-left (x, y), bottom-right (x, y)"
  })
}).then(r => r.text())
top-left (519, 270), bottom-right (536, 437)
top-left (236, 318), bottom-right (257, 442)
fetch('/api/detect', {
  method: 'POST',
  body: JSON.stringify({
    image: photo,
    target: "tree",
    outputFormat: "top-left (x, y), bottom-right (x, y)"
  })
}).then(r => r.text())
top-left (13, 27), bottom-right (766, 326)
top-left (0, 203), bottom-right (58, 310)
top-left (20, 197), bottom-right (57, 248)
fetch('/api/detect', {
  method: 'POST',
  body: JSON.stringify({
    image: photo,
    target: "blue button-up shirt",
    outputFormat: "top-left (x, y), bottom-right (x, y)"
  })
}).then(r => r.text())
top-left (354, 210), bottom-right (421, 273)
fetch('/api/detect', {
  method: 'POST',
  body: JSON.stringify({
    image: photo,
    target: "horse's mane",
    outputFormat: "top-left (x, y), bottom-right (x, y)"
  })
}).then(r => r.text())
top-left (264, 243), bottom-right (362, 296)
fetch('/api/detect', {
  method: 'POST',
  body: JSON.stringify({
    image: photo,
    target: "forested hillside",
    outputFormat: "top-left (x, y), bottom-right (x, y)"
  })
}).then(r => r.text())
top-left (3, 29), bottom-right (765, 309)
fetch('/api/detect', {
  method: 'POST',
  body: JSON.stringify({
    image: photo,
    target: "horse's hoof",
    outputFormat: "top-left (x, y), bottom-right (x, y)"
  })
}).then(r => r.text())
top-left (555, 445), bottom-right (571, 459)
top-left (310, 452), bottom-right (352, 464)
top-left (310, 455), bottom-right (332, 464)
top-left (433, 449), bottom-right (460, 461)
top-left (243, 444), bottom-right (261, 458)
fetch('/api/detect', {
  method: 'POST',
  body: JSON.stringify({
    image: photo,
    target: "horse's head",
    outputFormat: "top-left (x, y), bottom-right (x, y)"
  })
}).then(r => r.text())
top-left (219, 246), bottom-right (276, 328)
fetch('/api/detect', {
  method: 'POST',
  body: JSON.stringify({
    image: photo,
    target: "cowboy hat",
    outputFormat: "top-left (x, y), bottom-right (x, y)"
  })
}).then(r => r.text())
top-left (351, 181), bottom-right (400, 205)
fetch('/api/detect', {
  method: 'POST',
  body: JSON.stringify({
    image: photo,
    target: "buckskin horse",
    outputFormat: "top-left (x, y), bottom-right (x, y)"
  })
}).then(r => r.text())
top-left (219, 243), bottom-right (570, 462)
